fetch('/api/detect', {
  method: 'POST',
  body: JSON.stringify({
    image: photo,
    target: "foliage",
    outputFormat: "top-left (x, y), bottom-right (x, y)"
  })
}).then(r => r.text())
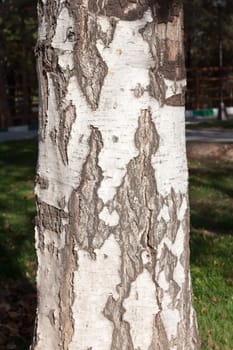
top-left (0, 0), bottom-right (37, 126)
top-left (184, 0), bottom-right (233, 67)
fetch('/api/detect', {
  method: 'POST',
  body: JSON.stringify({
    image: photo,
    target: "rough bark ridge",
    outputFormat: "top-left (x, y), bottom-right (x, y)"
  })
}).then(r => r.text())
top-left (141, 0), bottom-right (186, 106)
top-left (68, 126), bottom-right (108, 254)
top-left (36, 0), bottom-right (76, 151)
top-left (103, 110), bottom-right (160, 349)
top-left (33, 0), bottom-right (199, 349)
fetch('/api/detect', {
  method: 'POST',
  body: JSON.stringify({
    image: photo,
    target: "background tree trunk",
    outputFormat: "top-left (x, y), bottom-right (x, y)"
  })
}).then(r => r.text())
top-left (32, 1), bottom-right (199, 349)
top-left (0, 63), bottom-right (10, 128)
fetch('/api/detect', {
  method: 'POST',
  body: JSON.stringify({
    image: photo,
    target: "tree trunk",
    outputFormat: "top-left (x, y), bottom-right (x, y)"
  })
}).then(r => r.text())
top-left (0, 62), bottom-right (10, 128)
top-left (32, 1), bottom-right (199, 349)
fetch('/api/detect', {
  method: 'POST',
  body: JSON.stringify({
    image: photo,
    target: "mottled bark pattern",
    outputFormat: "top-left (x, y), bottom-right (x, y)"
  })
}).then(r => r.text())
top-left (156, 0), bottom-right (182, 23)
top-left (102, 110), bottom-right (159, 348)
top-left (92, 0), bottom-right (150, 20)
top-left (141, 0), bottom-right (186, 106)
top-left (58, 102), bottom-right (76, 165)
top-left (36, 0), bottom-right (75, 149)
top-left (36, 199), bottom-right (68, 235)
top-left (66, 1), bottom-right (108, 110)
top-left (33, 0), bottom-right (199, 349)
top-left (68, 126), bottom-right (109, 254)
top-left (34, 199), bottom-right (76, 350)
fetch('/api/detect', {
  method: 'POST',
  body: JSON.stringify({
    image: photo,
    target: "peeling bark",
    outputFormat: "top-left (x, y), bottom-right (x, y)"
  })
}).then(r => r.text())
top-left (33, 1), bottom-right (199, 349)
top-left (94, 0), bottom-right (150, 20)
top-left (141, 1), bottom-right (186, 106)
top-left (58, 102), bottom-right (76, 165)
top-left (68, 126), bottom-right (108, 254)
top-left (66, 0), bottom-right (108, 110)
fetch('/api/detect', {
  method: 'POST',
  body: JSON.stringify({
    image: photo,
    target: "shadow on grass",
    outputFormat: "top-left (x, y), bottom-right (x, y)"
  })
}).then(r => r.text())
top-left (187, 119), bottom-right (233, 129)
top-left (189, 156), bottom-right (233, 349)
top-left (0, 140), bottom-right (37, 350)
top-left (189, 158), bottom-right (233, 236)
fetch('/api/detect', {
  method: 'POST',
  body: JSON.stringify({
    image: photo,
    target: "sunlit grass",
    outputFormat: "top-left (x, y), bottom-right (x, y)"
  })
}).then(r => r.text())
top-left (189, 157), bottom-right (233, 349)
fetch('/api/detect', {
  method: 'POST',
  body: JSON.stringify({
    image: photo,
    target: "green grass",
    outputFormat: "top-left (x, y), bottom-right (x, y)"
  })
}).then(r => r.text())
top-left (0, 140), bottom-right (37, 282)
top-left (189, 157), bottom-right (233, 350)
top-left (187, 119), bottom-right (233, 129)
top-left (0, 140), bottom-right (233, 349)
top-left (0, 140), bottom-right (37, 350)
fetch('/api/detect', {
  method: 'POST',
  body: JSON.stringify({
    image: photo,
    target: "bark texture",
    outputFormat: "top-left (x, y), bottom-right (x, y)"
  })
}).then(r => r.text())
top-left (32, 1), bottom-right (199, 349)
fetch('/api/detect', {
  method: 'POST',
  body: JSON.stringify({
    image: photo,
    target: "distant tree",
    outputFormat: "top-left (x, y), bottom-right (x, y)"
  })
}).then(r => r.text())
top-left (184, 0), bottom-right (233, 67)
top-left (0, 0), bottom-right (37, 127)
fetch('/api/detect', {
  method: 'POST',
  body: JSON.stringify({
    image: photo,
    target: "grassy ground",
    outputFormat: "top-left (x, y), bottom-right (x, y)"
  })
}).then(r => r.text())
top-left (0, 140), bottom-right (232, 349)
top-left (0, 140), bottom-right (37, 282)
top-left (187, 118), bottom-right (233, 129)
top-left (0, 140), bottom-right (37, 350)
top-left (189, 157), bottom-right (233, 350)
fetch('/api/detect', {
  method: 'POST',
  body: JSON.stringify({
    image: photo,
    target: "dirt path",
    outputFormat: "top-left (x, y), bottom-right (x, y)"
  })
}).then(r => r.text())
top-left (187, 142), bottom-right (233, 162)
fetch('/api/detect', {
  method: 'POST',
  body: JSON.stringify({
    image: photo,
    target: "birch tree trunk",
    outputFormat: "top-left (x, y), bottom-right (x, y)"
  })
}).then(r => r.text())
top-left (32, 1), bottom-right (200, 349)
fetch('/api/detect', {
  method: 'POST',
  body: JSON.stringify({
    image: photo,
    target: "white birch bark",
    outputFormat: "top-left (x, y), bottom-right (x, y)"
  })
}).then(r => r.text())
top-left (32, 1), bottom-right (200, 349)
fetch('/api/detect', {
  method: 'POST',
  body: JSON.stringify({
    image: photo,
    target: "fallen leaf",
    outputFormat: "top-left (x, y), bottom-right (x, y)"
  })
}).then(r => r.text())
top-left (207, 336), bottom-right (213, 346)
top-left (211, 296), bottom-right (218, 303)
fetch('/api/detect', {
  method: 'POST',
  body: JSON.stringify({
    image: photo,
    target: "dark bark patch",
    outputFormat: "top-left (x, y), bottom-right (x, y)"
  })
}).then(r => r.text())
top-left (103, 295), bottom-right (134, 350)
top-left (36, 53), bottom-right (49, 140)
top-left (97, 17), bottom-right (118, 48)
top-left (149, 313), bottom-right (170, 349)
top-left (36, 1), bottom-right (61, 140)
top-left (169, 279), bottom-right (181, 304)
top-left (140, 4), bottom-right (186, 106)
top-left (48, 309), bottom-right (56, 327)
top-left (165, 190), bottom-right (180, 243)
top-left (36, 198), bottom-right (68, 234)
top-left (59, 235), bottom-right (76, 350)
top-left (159, 244), bottom-right (177, 282)
top-left (92, 0), bottom-right (150, 21)
top-left (133, 83), bottom-right (145, 98)
top-left (180, 204), bottom-right (190, 268)
top-left (104, 109), bottom-right (161, 346)
top-left (165, 92), bottom-right (185, 106)
top-left (67, 1), bottom-right (108, 110)
top-left (156, 0), bottom-right (182, 23)
top-left (35, 195), bottom-right (76, 349)
top-left (35, 174), bottom-right (49, 190)
top-left (68, 126), bottom-right (109, 256)
top-left (58, 102), bottom-right (76, 165)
